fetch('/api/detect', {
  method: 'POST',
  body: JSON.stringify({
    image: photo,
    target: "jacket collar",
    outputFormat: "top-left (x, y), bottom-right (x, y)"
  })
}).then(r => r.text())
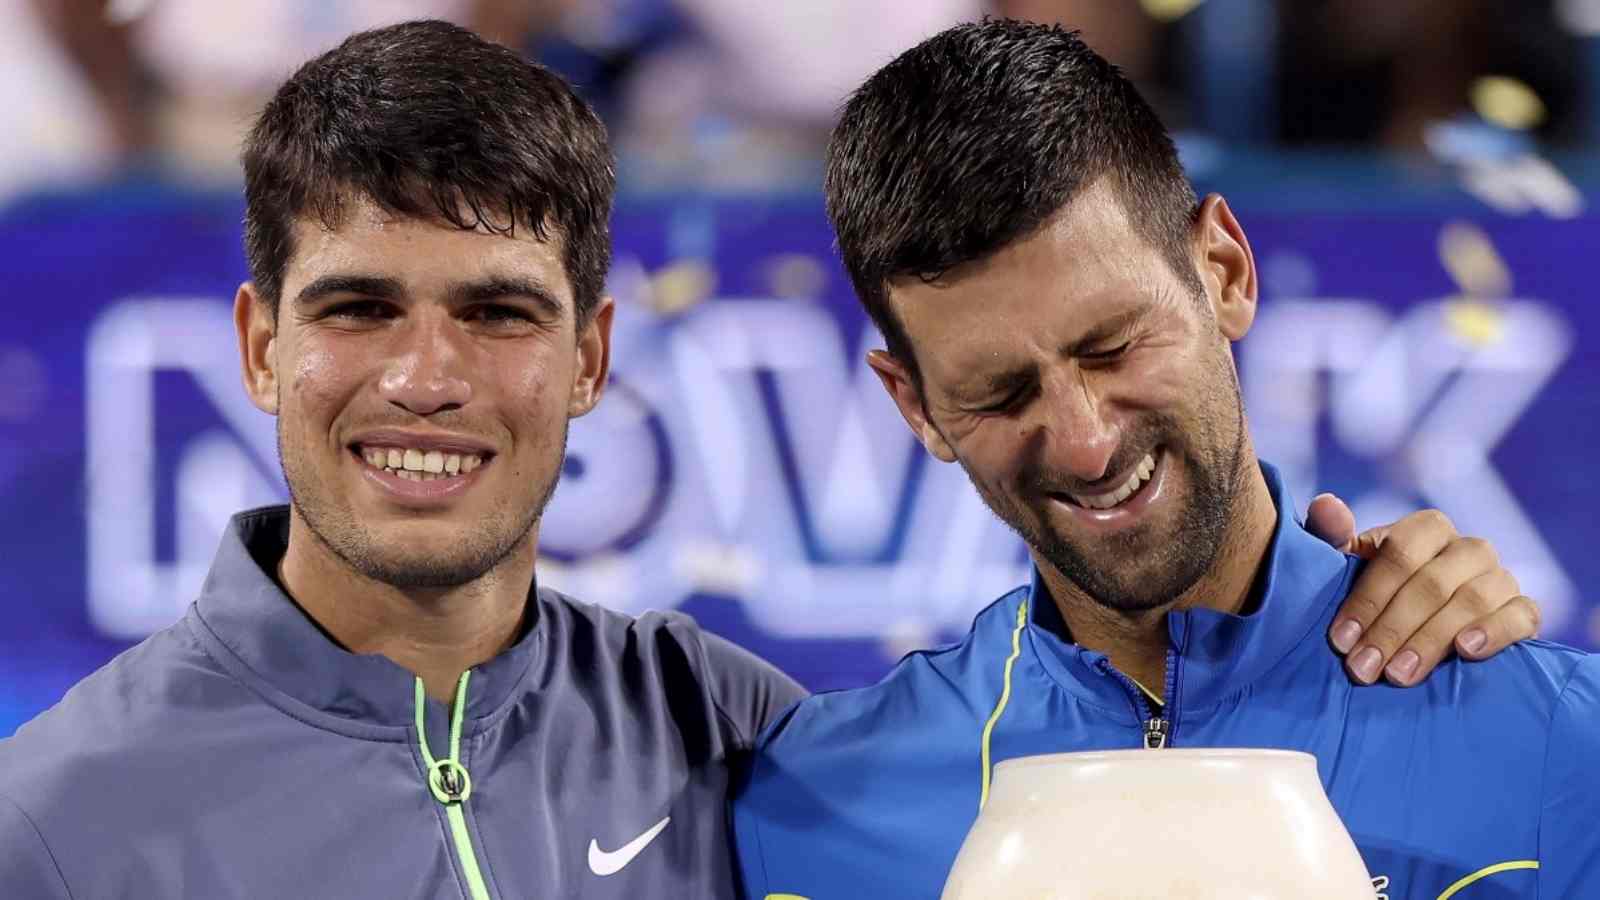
top-left (1025, 462), bottom-right (1356, 721)
top-left (189, 505), bottom-right (543, 729)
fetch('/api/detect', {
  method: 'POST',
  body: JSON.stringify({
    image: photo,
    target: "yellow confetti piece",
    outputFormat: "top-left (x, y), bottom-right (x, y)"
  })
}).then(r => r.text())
top-left (1437, 221), bottom-right (1511, 299)
top-left (1444, 299), bottom-right (1506, 347)
top-left (1471, 75), bottom-right (1547, 131)
top-left (1141, 0), bottom-right (1204, 22)
top-left (648, 259), bottom-right (717, 315)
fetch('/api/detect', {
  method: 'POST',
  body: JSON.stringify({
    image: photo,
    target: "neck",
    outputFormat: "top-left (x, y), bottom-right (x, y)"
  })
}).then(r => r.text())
top-left (1037, 460), bottom-right (1277, 701)
top-left (278, 508), bottom-right (536, 703)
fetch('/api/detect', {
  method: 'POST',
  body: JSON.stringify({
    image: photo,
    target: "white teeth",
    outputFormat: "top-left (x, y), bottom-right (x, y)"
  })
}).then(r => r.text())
top-left (359, 445), bottom-right (485, 480)
top-left (1068, 453), bottom-right (1157, 511)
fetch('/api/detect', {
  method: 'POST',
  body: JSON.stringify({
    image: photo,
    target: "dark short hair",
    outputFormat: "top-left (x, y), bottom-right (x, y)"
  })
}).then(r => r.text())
top-left (825, 19), bottom-right (1200, 380)
top-left (243, 20), bottom-right (615, 322)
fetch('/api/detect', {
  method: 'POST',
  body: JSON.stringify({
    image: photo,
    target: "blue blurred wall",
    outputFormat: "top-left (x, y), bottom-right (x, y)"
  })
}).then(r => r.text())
top-left (3, 163), bottom-right (1597, 735)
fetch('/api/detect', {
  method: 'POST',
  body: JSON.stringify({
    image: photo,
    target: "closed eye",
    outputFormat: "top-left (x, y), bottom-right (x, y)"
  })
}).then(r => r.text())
top-left (1081, 342), bottom-right (1130, 362)
top-left (981, 382), bottom-right (1036, 414)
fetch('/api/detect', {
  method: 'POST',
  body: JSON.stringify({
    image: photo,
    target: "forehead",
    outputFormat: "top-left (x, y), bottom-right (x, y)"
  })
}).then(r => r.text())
top-left (285, 197), bottom-right (573, 302)
top-left (886, 179), bottom-right (1177, 375)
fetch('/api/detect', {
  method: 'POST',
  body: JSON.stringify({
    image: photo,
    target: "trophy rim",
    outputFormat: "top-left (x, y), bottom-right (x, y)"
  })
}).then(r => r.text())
top-left (993, 747), bottom-right (1316, 771)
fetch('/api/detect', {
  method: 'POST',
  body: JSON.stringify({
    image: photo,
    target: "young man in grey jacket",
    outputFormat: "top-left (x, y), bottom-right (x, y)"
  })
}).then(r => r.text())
top-left (0, 20), bottom-right (1542, 899)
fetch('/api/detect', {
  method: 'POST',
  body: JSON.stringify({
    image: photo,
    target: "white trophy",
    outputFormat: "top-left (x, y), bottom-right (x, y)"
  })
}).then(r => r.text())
top-left (942, 749), bottom-right (1375, 899)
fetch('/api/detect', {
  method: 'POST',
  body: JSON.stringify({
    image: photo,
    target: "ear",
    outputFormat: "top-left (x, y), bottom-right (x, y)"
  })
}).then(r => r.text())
top-left (569, 296), bottom-right (614, 418)
top-left (1194, 194), bottom-right (1258, 341)
top-left (866, 349), bottom-right (957, 463)
top-left (235, 282), bottom-right (279, 415)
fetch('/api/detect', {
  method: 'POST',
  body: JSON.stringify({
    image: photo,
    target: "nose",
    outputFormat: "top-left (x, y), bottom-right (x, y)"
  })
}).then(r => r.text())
top-left (1032, 368), bottom-right (1119, 484)
top-left (377, 313), bottom-right (473, 416)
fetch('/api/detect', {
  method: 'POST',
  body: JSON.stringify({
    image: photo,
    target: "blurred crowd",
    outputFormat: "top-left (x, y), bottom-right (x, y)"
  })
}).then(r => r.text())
top-left (3, 0), bottom-right (1597, 204)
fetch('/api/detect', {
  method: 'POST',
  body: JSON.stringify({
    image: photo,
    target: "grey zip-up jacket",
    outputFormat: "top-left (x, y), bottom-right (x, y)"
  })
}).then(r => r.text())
top-left (0, 507), bottom-right (806, 898)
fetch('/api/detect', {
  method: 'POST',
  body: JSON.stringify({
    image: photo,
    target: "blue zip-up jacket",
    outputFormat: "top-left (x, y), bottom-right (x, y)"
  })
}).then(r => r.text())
top-left (733, 465), bottom-right (1600, 899)
top-left (0, 507), bottom-right (805, 899)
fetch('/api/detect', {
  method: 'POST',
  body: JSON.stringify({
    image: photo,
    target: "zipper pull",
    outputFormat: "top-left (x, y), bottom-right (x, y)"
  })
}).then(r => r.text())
top-left (1143, 717), bottom-right (1169, 750)
top-left (427, 758), bottom-right (474, 804)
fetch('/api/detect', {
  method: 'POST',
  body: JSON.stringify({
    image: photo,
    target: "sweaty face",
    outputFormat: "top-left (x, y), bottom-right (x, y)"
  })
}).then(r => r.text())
top-left (889, 180), bottom-right (1251, 613)
top-left (256, 199), bottom-right (594, 588)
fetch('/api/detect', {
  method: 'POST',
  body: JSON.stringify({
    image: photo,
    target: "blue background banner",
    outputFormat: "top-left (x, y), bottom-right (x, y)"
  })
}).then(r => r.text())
top-left (4, 177), bottom-right (1597, 736)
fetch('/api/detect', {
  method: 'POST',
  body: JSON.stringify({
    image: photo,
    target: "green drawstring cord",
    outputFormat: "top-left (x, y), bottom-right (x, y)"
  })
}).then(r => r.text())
top-left (414, 672), bottom-right (492, 900)
top-left (414, 672), bottom-right (475, 804)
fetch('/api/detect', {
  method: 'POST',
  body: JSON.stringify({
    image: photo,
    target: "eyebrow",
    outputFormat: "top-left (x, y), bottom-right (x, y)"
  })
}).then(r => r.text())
top-left (1062, 305), bottom-right (1149, 357)
top-left (291, 273), bottom-right (567, 318)
top-left (957, 300), bottom-right (1157, 402)
top-left (446, 275), bottom-right (566, 319)
top-left (292, 274), bottom-right (405, 307)
top-left (947, 362), bottom-right (1037, 408)
top-left (973, 365), bottom-right (1037, 398)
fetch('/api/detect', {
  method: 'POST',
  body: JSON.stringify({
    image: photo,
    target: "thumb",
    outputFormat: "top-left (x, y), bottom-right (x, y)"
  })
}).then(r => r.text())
top-left (1306, 492), bottom-right (1358, 553)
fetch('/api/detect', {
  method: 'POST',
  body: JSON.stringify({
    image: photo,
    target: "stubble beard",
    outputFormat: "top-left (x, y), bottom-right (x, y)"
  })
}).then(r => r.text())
top-left (279, 421), bottom-right (567, 590)
top-left (965, 355), bottom-right (1249, 616)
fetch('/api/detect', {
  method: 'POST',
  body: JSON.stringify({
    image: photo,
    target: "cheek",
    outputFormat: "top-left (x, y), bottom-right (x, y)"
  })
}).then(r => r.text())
top-left (505, 357), bottom-right (553, 399)
top-left (285, 340), bottom-right (363, 428)
top-left (499, 348), bottom-right (572, 431)
top-left (1112, 350), bottom-right (1192, 410)
top-left (958, 422), bottom-right (1029, 487)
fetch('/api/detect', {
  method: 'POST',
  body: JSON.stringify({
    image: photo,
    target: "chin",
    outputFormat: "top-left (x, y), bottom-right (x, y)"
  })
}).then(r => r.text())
top-left (352, 551), bottom-right (500, 590)
top-left (320, 519), bottom-right (517, 589)
top-left (1086, 583), bottom-right (1181, 615)
top-left (1033, 526), bottom-right (1206, 614)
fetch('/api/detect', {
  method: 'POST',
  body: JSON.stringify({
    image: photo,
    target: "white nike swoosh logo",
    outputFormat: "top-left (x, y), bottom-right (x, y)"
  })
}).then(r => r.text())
top-left (587, 816), bottom-right (671, 876)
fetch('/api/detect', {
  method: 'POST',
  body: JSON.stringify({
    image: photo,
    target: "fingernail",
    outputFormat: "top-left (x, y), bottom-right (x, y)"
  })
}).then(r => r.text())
top-left (1351, 647), bottom-right (1383, 683)
top-left (1385, 650), bottom-right (1419, 684)
top-left (1331, 619), bottom-right (1362, 653)
top-left (1459, 629), bottom-right (1488, 656)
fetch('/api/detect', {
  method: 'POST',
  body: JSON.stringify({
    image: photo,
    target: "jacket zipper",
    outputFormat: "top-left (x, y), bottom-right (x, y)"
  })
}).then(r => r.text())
top-left (1100, 646), bottom-right (1180, 750)
top-left (1143, 716), bottom-right (1170, 749)
top-left (414, 673), bottom-right (493, 900)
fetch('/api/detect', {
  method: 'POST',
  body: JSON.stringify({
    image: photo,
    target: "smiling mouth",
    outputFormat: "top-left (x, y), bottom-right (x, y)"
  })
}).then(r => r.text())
top-left (352, 445), bottom-right (491, 482)
top-left (1056, 451), bottom-right (1158, 511)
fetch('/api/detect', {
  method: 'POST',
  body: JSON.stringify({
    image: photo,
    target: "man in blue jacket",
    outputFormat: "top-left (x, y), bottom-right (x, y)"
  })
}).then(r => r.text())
top-left (0, 19), bottom-right (1551, 900)
top-left (733, 20), bottom-right (1597, 900)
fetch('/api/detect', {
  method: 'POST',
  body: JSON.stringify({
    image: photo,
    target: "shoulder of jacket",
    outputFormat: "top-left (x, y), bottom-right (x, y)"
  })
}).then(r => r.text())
top-left (1, 621), bottom-right (213, 782)
top-left (758, 584), bottom-right (1030, 753)
top-left (536, 586), bottom-right (704, 642)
